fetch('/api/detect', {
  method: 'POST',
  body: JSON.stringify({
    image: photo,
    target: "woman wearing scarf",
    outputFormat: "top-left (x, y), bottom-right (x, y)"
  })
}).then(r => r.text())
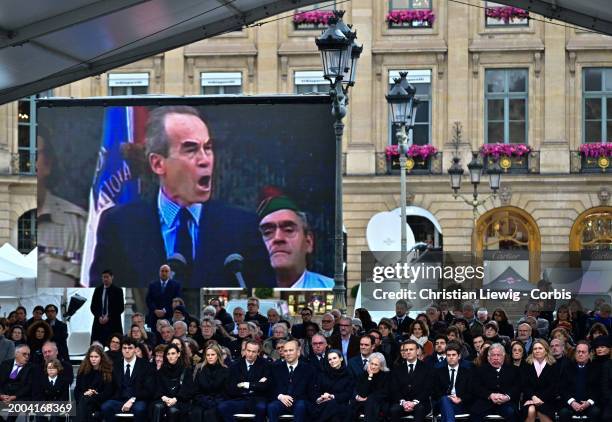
top-left (153, 344), bottom-right (196, 422)
top-left (521, 339), bottom-right (559, 422)
top-left (311, 349), bottom-right (354, 422)
top-left (408, 320), bottom-right (433, 358)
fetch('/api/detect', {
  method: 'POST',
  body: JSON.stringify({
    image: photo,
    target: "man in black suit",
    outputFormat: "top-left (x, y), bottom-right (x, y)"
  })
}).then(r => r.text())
top-left (0, 345), bottom-right (33, 422)
top-left (90, 269), bottom-right (125, 345)
top-left (218, 340), bottom-right (271, 422)
top-left (89, 105), bottom-right (273, 288)
top-left (516, 322), bottom-right (535, 355)
top-left (101, 337), bottom-right (153, 422)
top-left (145, 264), bottom-right (182, 328)
top-left (390, 340), bottom-right (433, 422)
top-left (392, 299), bottom-right (415, 337)
top-left (41, 341), bottom-right (74, 386)
top-left (470, 343), bottom-right (519, 422)
top-left (433, 342), bottom-right (472, 422)
top-left (329, 317), bottom-right (360, 362)
top-left (245, 297), bottom-right (269, 329)
top-left (306, 334), bottom-right (329, 372)
top-left (44, 304), bottom-right (69, 361)
top-left (291, 307), bottom-right (313, 339)
top-left (425, 335), bottom-right (448, 368)
top-left (347, 334), bottom-right (375, 379)
top-left (267, 339), bottom-right (313, 422)
top-left (558, 341), bottom-right (601, 422)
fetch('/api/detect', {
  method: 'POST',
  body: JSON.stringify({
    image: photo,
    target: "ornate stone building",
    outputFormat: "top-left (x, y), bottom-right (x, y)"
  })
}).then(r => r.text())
top-left (2, 0), bottom-right (610, 312)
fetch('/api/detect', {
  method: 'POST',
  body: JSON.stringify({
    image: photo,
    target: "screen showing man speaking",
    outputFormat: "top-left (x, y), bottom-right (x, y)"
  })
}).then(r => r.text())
top-left (37, 97), bottom-right (335, 289)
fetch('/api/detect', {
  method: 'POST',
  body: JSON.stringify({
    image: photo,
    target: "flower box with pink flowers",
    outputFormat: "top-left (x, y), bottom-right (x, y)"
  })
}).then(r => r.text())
top-left (293, 10), bottom-right (334, 29)
top-left (579, 142), bottom-right (611, 172)
top-left (485, 6), bottom-right (529, 25)
top-left (480, 143), bottom-right (531, 173)
top-left (385, 144), bottom-right (439, 173)
top-left (386, 9), bottom-right (435, 28)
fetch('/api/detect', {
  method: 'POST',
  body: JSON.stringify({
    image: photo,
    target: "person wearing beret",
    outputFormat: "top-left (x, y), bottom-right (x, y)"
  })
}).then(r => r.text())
top-left (257, 195), bottom-right (334, 289)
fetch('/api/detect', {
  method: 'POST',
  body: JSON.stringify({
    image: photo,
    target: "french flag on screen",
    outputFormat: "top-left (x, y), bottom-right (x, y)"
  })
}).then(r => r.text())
top-left (80, 106), bottom-right (148, 286)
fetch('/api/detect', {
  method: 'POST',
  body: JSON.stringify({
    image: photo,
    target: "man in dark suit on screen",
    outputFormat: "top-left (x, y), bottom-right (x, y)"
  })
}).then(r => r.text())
top-left (89, 105), bottom-right (273, 288)
top-left (145, 264), bottom-right (182, 328)
top-left (90, 269), bottom-right (124, 345)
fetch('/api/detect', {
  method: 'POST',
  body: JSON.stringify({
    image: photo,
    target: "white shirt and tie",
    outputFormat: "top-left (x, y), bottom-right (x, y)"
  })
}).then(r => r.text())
top-left (448, 365), bottom-right (458, 395)
top-left (48, 376), bottom-right (58, 387)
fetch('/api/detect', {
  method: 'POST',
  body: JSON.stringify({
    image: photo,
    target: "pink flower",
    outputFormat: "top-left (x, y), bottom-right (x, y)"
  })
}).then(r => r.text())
top-left (293, 10), bottom-right (334, 25)
top-left (385, 144), bottom-right (438, 160)
top-left (480, 143), bottom-right (531, 159)
top-left (485, 6), bottom-right (529, 23)
top-left (385, 9), bottom-right (435, 25)
top-left (579, 142), bottom-right (612, 158)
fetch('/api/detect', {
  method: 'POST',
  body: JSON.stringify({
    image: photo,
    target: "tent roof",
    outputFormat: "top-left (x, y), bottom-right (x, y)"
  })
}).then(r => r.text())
top-left (0, 0), bottom-right (321, 104)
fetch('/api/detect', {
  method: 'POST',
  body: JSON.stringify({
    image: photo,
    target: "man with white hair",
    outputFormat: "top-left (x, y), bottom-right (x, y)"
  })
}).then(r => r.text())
top-left (320, 313), bottom-right (335, 338)
top-left (476, 308), bottom-right (489, 324)
top-left (173, 320), bottom-right (188, 340)
top-left (470, 343), bottom-right (519, 422)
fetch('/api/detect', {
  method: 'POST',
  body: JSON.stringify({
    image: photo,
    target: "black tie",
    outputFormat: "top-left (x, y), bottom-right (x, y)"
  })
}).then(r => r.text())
top-left (408, 363), bottom-right (414, 375)
top-left (247, 364), bottom-right (251, 372)
top-left (125, 363), bottom-right (131, 380)
top-left (449, 368), bottom-right (456, 394)
top-left (289, 365), bottom-right (294, 382)
top-left (363, 359), bottom-right (368, 369)
top-left (161, 281), bottom-right (166, 293)
top-left (439, 356), bottom-right (445, 362)
top-left (176, 208), bottom-right (193, 265)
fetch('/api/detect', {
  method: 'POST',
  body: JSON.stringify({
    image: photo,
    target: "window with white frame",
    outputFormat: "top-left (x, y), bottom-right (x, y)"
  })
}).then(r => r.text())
top-left (388, 69), bottom-right (432, 146)
top-left (485, 69), bottom-right (528, 144)
top-left (485, 1), bottom-right (528, 27)
top-left (583, 68), bottom-right (612, 143)
top-left (17, 90), bottom-right (52, 174)
top-left (294, 71), bottom-right (328, 94)
top-left (201, 72), bottom-right (243, 95)
top-left (108, 73), bottom-right (149, 96)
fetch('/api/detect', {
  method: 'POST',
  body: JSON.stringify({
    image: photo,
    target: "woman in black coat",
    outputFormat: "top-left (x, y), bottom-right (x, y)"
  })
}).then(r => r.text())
top-left (34, 358), bottom-right (71, 422)
top-left (193, 343), bottom-right (230, 421)
top-left (521, 339), bottom-right (559, 422)
top-left (351, 352), bottom-right (390, 422)
top-left (312, 349), bottom-right (355, 422)
top-left (153, 344), bottom-right (196, 422)
top-left (74, 345), bottom-right (114, 422)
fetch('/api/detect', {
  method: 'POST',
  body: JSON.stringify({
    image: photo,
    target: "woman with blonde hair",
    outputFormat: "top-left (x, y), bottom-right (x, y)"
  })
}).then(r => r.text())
top-left (521, 339), bottom-right (559, 422)
top-left (194, 343), bottom-right (230, 421)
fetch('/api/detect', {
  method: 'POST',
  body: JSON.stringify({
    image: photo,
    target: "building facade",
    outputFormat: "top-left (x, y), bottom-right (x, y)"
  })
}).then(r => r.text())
top-left (2, 0), bottom-right (611, 313)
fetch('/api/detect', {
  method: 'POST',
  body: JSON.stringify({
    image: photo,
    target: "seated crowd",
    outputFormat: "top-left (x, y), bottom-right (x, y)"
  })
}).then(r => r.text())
top-left (0, 296), bottom-right (611, 422)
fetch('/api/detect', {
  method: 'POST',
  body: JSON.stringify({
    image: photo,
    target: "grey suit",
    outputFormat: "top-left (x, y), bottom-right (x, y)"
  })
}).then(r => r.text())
top-left (0, 336), bottom-right (15, 363)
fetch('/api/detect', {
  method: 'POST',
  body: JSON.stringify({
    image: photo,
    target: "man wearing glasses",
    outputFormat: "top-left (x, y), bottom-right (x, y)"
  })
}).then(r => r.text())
top-left (0, 344), bottom-right (33, 419)
top-left (257, 196), bottom-right (333, 289)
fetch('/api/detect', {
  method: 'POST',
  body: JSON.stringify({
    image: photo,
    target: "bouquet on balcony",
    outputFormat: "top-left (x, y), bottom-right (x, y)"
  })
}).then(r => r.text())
top-left (385, 144), bottom-right (438, 160)
top-left (485, 6), bottom-right (529, 23)
top-left (479, 143), bottom-right (531, 159)
top-left (385, 9), bottom-right (436, 26)
top-left (293, 10), bottom-right (334, 25)
top-left (579, 142), bottom-right (612, 158)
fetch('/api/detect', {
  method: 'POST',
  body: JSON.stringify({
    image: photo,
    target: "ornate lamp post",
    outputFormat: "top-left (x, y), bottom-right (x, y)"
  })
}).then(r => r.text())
top-left (386, 72), bottom-right (419, 263)
top-left (315, 10), bottom-right (361, 313)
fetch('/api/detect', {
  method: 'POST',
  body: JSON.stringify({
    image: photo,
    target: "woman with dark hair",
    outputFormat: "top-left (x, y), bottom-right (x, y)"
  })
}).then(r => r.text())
top-left (445, 325), bottom-right (471, 358)
top-left (106, 333), bottom-right (122, 363)
top-left (474, 341), bottom-right (492, 367)
top-left (352, 352), bottom-right (390, 421)
top-left (377, 319), bottom-right (399, 365)
top-left (586, 322), bottom-right (609, 342)
top-left (27, 320), bottom-right (54, 365)
top-left (492, 308), bottom-right (514, 339)
top-left (134, 341), bottom-right (150, 361)
top-left (170, 337), bottom-right (192, 368)
top-left (510, 340), bottom-right (527, 368)
top-left (550, 304), bottom-right (577, 340)
top-left (8, 325), bottom-right (26, 347)
top-left (34, 358), bottom-right (71, 422)
top-left (300, 321), bottom-right (320, 358)
top-left (312, 349), bottom-right (354, 422)
top-left (521, 339), bottom-right (559, 422)
top-left (153, 344), bottom-right (196, 422)
top-left (568, 299), bottom-right (588, 341)
top-left (193, 343), bottom-right (229, 421)
top-left (450, 317), bottom-right (473, 348)
top-left (74, 345), bottom-right (113, 422)
top-left (355, 308), bottom-right (377, 332)
top-left (409, 320), bottom-right (433, 358)
top-left (188, 320), bottom-right (204, 346)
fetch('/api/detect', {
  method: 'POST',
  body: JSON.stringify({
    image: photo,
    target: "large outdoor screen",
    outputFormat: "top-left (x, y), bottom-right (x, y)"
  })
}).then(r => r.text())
top-left (37, 96), bottom-right (336, 289)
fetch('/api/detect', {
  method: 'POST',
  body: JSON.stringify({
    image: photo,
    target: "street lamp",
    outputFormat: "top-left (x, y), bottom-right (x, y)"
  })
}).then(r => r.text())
top-left (386, 72), bottom-right (419, 263)
top-left (448, 151), bottom-right (502, 219)
top-left (316, 10), bottom-right (361, 313)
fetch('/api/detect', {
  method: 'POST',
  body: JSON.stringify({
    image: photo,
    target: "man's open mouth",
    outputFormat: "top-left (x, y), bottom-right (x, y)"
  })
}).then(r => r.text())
top-left (198, 175), bottom-right (211, 189)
